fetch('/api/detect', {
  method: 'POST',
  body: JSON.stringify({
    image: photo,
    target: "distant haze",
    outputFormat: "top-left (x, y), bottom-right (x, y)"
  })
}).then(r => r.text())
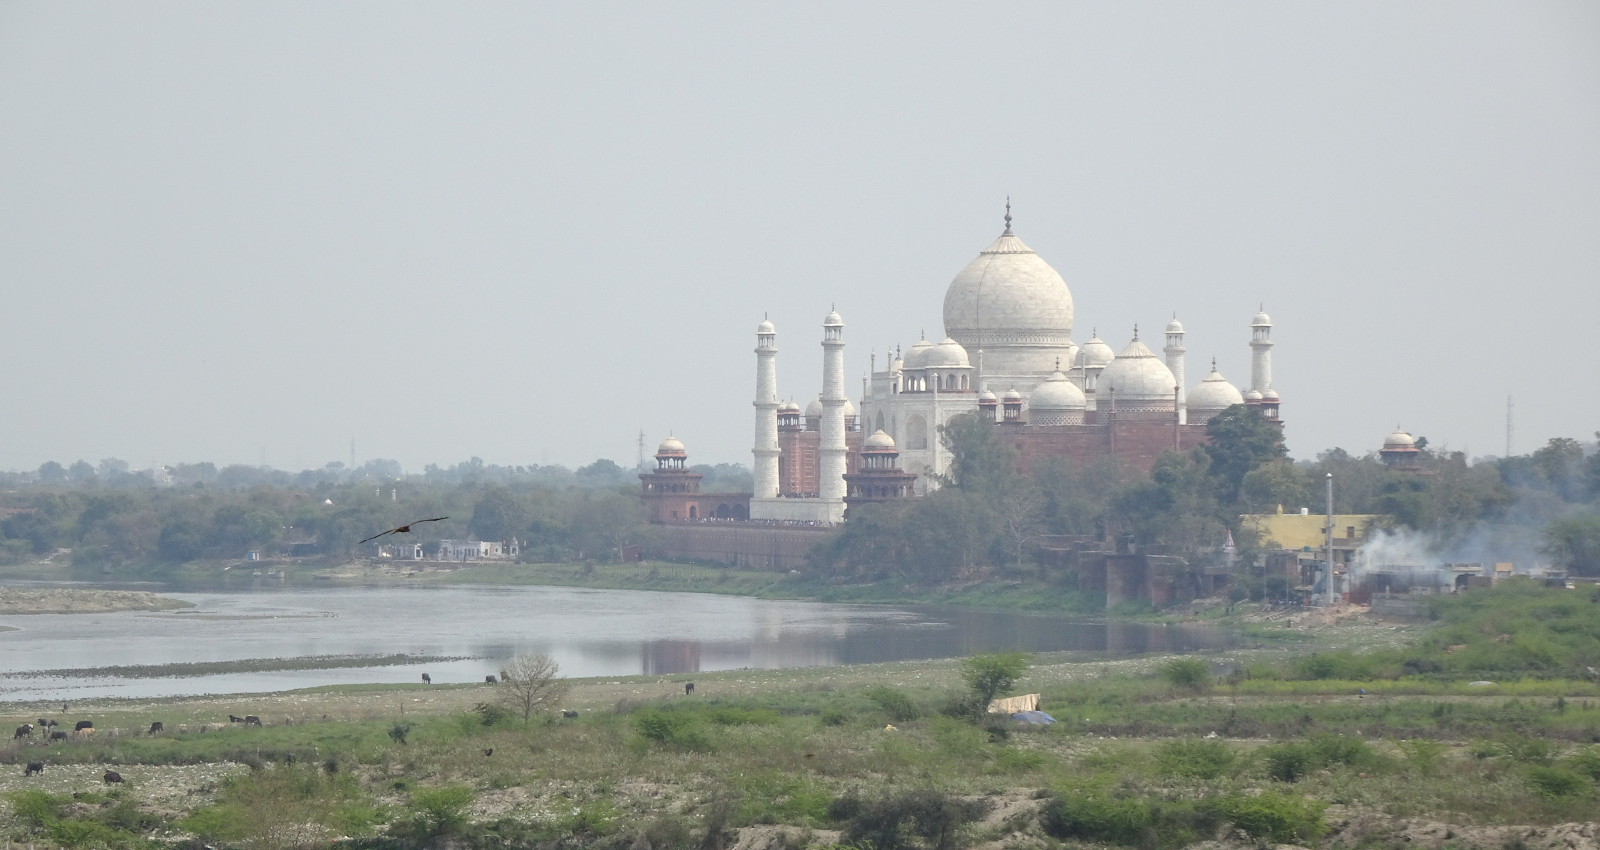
top-left (2, 3), bottom-right (1596, 472)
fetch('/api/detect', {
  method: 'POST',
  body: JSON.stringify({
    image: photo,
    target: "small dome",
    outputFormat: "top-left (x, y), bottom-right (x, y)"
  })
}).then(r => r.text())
top-left (1098, 336), bottom-right (1178, 401)
top-left (1263, 389), bottom-right (1279, 401)
top-left (779, 400), bottom-right (801, 414)
top-left (757, 318), bottom-right (775, 335)
top-left (1187, 366), bottom-right (1244, 411)
top-left (1383, 428), bottom-right (1416, 450)
top-left (1244, 389), bottom-right (1263, 401)
top-left (1075, 333), bottom-right (1115, 370)
top-left (1029, 371), bottom-right (1087, 411)
top-left (824, 309), bottom-right (843, 326)
top-left (657, 436), bottom-right (686, 455)
top-left (923, 337), bottom-right (970, 369)
top-left (1002, 388), bottom-right (1023, 402)
top-left (1252, 310), bottom-right (1272, 326)
top-left (804, 395), bottom-right (823, 418)
top-left (863, 430), bottom-right (897, 450)
top-left (903, 337), bottom-right (934, 370)
top-left (890, 357), bottom-right (904, 373)
top-left (843, 397), bottom-right (856, 418)
top-left (978, 389), bottom-right (997, 402)
top-left (1166, 318), bottom-right (1184, 334)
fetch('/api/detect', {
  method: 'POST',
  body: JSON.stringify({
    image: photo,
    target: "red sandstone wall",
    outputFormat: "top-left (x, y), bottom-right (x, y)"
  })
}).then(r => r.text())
top-left (1012, 422), bottom-right (1209, 475)
top-left (645, 523), bottom-right (835, 570)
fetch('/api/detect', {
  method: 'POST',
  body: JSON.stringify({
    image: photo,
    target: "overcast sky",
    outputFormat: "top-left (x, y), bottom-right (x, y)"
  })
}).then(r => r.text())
top-left (1, 2), bottom-right (1596, 473)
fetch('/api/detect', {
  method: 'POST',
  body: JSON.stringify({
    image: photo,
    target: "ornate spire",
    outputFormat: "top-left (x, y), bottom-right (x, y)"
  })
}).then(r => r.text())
top-left (1003, 196), bottom-right (1013, 235)
top-left (1133, 324), bottom-right (1140, 340)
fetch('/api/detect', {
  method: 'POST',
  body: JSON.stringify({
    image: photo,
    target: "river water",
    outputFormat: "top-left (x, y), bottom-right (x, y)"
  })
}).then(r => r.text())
top-left (0, 584), bottom-right (1234, 701)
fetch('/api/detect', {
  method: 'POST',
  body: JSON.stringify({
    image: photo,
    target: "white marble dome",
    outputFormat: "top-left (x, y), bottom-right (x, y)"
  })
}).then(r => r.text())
top-left (923, 337), bottom-right (971, 369)
top-left (1166, 318), bottom-right (1184, 334)
top-left (942, 223), bottom-right (1074, 361)
top-left (1099, 336), bottom-right (1178, 401)
top-left (824, 309), bottom-right (843, 326)
top-left (1253, 310), bottom-right (1272, 326)
top-left (1383, 428), bottom-right (1416, 450)
top-left (903, 337), bottom-right (934, 370)
top-left (1029, 371), bottom-right (1087, 410)
top-left (1244, 389), bottom-right (1263, 401)
top-left (756, 318), bottom-right (775, 335)
top-left (1187, 366), bottom-right (1244, 412)
top-left (1075, 333), bottom-right (1115, 370)
top-left (804, 394), bottom-right (854, 419)
top-left (1002, 388), bottom-right (1023, 402)
top-left (657, 436), bottom-right (686, 455)
top-left (863, 430), bottom-right (897, 450)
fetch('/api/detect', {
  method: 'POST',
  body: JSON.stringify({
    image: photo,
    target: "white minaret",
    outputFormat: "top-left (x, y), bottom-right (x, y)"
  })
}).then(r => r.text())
top-left (1164, 316), bottom-right (1186, 425)
top-left (1250, 308), bottom-right (1274, 395)
top-left (752, 315), bottom-right (780, 499)
top-left (819, 308), bottom-right (847, 519)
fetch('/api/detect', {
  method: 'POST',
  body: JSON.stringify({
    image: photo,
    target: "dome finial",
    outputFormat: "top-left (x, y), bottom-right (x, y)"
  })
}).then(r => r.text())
top-left (1003, 196), bottom-right (1012, 234)
top-left (1133, 324), bottom-right (1139, 340)
top-left (1212, 356), bottom-right (1217, 370)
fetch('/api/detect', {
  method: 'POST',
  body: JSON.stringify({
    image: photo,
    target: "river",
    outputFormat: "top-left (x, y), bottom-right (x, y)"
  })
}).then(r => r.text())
top-left (0, 584), bottom-right (1234, 701)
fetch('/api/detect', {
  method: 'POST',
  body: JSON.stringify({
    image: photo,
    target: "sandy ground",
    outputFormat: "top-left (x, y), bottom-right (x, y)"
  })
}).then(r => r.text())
top-left (0, 587), bottom-right (193, 615)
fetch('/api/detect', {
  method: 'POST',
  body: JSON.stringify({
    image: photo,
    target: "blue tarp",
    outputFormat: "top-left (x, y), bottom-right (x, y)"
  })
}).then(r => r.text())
top-left (1011, 710), bottom-right (1056, 725)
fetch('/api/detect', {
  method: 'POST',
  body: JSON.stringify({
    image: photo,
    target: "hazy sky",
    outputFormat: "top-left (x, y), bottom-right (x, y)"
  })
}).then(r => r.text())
top-left (2, 2), bottom-right (1596, 473)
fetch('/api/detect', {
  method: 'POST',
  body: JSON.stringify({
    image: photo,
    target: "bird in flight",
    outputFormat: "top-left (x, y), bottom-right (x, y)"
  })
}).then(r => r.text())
top-left (359, 517), bottom-right (448, 544)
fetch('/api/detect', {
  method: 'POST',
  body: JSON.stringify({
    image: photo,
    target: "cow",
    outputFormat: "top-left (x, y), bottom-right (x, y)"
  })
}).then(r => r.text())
top-left (422, 673), bottom-right (432, 684)
top-left (74, 720), bottom-right (93, 732)
top-left (24, 761), bottom-right (43, 776)
top-left (244, 715), bottom-right (262, 727)
top-left (37, 719), bottom-right (56, 729)
top-left (103, 770), bottom-right (123, 785)
top-left (75, 728), bottom-right (94, 738)
top-left (485, 675), bottom-right (497, 684)
top-left (685, 682), bottom-right (695, 695)
top-left (229, 715), bottom-right (245, 723)
top-left (48, 731), bottom-right (67, 742)
top-left (14, 723), bottom-right (33, 740)
top-left (148, 722), bottom-right (164, 735)
top-left (562, 710), bottom-right (578, 719)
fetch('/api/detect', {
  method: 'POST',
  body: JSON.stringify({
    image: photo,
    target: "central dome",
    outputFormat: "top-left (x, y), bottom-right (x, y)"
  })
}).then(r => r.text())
top-left (942, 223), bottom-right (1074, 356)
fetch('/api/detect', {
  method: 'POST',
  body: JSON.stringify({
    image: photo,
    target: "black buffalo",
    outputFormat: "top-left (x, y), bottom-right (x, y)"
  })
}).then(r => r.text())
top-left (562, 710), bottom-right (579, 719)
top-left (244, 715), bottom-right (262, 727)
top-left (24, 761), bottom-right (43, 776)
top-left (37, 719), bottom-right (56, 729)
top-left (74, 721), bottom-right (93, 732)
top-left (48, 731), bottom-right (67, 741)
top-left (422, 673), bottom-right (432, 684)
top-left (148, 722), bottom-right (164, 735)
top-left (14, 724), bottom-right (33, 739)
top-left (229, 715), bottom-right (245, 723)
top-left (485, 675), bottom-right (497, 684)
top-left (685, 682), bottom-right (695, 695)
top-left (103, 770), bottom-right (123, 785)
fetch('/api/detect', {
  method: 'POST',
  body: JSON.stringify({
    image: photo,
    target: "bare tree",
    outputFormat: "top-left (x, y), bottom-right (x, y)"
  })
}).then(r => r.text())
top-left (497, 652), bottom-right (570, 722)
top-left (997, 485), bottom-right (1044, 567)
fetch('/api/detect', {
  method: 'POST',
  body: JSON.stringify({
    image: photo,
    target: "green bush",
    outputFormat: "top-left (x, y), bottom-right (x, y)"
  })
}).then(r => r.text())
top-left (634, 708), bottom-right (712, 751)
top-left (1526, 766), bottom-right (1592, 798)
top-left (1260, 742), bottom-right (1315, 782)
top-left (1396, 738), bottom-right (1448, 776)
top-left (834, 789), bottom-right (990, 850)
top-left (1160, 658), bottom-right (1211, 690)
top-left (473, 701), bottom-right (514, 726)
top-left (1154, 738), bottom-right (1236, 779)
top-left (864, 685), bottom-right (922, 722)
top-left (1566, 745), bottom-right (1600, 781)
top-left (1202, 791), bottom-right (1326, 843)
top-left (1290, 650), bottom-right (1378, 680)
top-left (962, 652), bottom-right (1032, 704)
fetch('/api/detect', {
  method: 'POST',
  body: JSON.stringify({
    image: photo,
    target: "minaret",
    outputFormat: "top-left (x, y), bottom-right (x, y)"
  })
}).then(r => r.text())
top-left (752, 316), bottom-right (780, 499)
top-left (1250, 307), bottom-right (1274, 396)
top-left (1164, 316), bottom-right (1186, 425)
top-left (819, 308), bottom-right (848, 519)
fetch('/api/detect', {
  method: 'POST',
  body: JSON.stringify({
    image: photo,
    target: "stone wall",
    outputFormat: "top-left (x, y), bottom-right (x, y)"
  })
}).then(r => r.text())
top-left (644, 522), bottom-right (835, 570)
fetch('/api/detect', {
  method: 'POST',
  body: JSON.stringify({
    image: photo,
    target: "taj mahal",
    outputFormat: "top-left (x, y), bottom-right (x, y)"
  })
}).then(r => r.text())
top-left (640, 206), bottom-right (1281, 530)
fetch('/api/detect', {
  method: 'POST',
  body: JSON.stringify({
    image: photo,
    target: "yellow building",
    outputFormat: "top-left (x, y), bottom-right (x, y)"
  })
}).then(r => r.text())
top-left (1242, 507), bottom-right (1379, 551)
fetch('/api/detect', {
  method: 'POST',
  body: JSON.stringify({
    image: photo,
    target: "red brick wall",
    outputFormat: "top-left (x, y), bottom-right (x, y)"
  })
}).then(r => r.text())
top-left (645, 523), bottom-right (836, 570)
top-left (1012, 421), bottom-right (1209, 475)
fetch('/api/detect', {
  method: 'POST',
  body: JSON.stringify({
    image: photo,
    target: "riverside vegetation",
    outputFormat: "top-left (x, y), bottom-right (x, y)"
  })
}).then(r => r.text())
top-left (0, 580), bottom-right (1597, 850)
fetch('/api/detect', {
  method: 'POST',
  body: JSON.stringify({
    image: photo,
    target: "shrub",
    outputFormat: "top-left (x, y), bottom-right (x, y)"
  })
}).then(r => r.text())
top-left (1155, 739), bottom-right (1236, 779)
top-left (864, 685), bottom-right (922, 722)
top-left (397, 786), bottom-right (477, 840)
top-left (1203, 791), bottom-right (1326, 843)
top-left (1260, 742), bottom-right (1314, 782)
top-left (1526, 766), bottom-right (1591, 798)
top-left (1566, 745), bottom-right (1600, 781)
top-left (834, 789), bottom-right (990, 850)
top-left (962, 652), bottom-right (1032, 704)
top-left (1160, 658), bottom-right (1211, 691)
top-left (1290, 650), bottom-right (1377, 680)
top-left (634, 708), bottom-right (712, 751)
top-left (387, 722), bottom-right (413, 745)
top-left (1396, 738), bottom-right (1448, 776)
top-left (473, 701), bottom-right (514, 726)
top-left (818, 708), bottom-right (851, 727)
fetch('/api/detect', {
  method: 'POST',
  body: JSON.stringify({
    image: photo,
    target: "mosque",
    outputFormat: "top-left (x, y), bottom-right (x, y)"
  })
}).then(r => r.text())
top-left (641, 207), bottom-right (1282, 533)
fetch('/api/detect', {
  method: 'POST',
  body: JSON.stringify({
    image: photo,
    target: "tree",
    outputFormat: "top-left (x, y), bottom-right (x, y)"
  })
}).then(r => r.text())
top-left (1202, 405), bottom-right (1286, 503)
top-left (997, 484), bottom-right (1044, 567)
top-left (936, 413), bottom-right (1017, 497)
top-left (961, 652), bottom-right (1031, 705)
top-left (497, 652), bottom-right (570, 721)
top-left (1241, 460), bottom-right (1311, 514)
top-left (470, 487), bottom-right (528, 542)
top-left (1540, 515), bottom-right (1600, 577)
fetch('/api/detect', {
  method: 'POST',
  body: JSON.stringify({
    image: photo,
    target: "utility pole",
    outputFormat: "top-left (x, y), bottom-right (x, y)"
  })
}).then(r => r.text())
top-left (1325, 472), bottom-right (1336, 607)
top-left (637, 429), bottom-right (647, 471)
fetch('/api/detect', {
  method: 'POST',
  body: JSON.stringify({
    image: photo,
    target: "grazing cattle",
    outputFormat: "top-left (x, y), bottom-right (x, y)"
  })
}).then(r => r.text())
top-left (148, 722), bottom-right (164, 735)
top-left (482, 748), bottom-right (493, 757)
top-left (244, 715), bottom-right (262, 727)
top-left (485, 675), bottom-right (497, 684)
top-left (74, 721), bottom-right (93, 732)
top-left (14, 724), bottom-right (33, 740)
top-left (48, 731), bottom-right (67, 741)
top-left (229, 715), bottom-right (245, 723)
top-left (75, 728), bottom-right (94, 738)
top-left (37, 719), bottom-right (57, 729)
top-left (685, 682), bottom-right (695, 695)
top-left (24, 761), bottom-right (43, 776)
top-left (422, 673), bottom-right (431, 684)
top-left (103, 770), bottom-right (123, 785)
top-left (562, 710), bottom-right (578, 719)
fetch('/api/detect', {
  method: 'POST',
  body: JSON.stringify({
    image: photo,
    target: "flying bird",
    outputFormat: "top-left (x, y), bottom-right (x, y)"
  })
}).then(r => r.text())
top-left (359, 517), bottom-right (448, 544)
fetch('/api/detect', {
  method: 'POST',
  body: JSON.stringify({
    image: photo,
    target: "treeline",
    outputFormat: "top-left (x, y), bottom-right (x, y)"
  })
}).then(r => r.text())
top-left (814, 408), bottom-right (1600, 581)
top-left (0, 456), bottom-right (751, 572)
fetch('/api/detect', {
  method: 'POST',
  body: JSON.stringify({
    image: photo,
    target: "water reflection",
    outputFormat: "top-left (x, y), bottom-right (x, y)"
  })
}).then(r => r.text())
top-left (0, 584), bottom-right (1234, 700)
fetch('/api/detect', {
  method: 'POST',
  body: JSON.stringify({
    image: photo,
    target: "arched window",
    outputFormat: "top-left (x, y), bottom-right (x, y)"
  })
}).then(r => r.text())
top-left (874, 412), bottom-right (885, 433)
top-left (905, 414), bottom-right (928, 450)
top-left (689, 505), bottom-right (697, 519)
